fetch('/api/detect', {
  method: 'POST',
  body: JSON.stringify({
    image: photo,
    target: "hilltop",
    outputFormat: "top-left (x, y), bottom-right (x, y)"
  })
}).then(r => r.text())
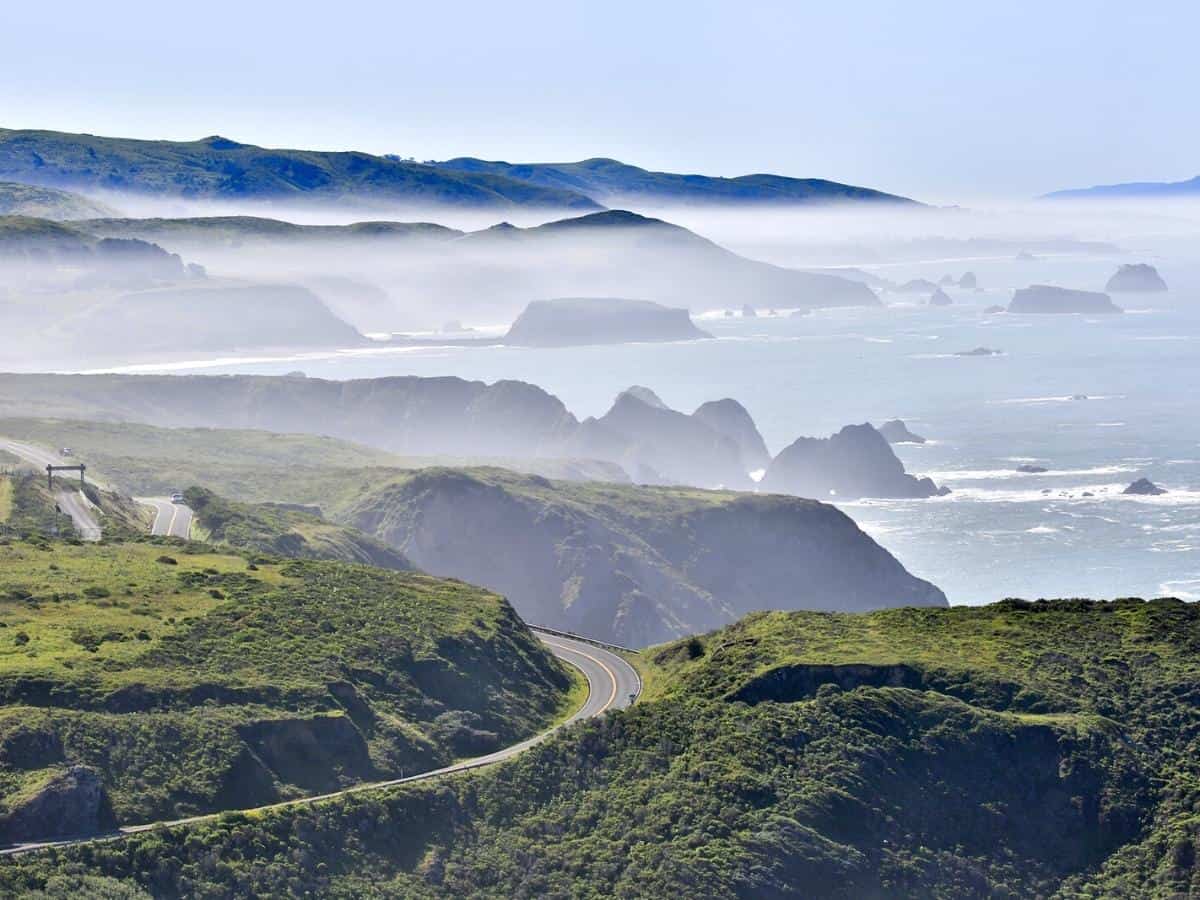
top-left (1045, 174), bottom-right (1200, 200)
top-left (0, 539), bottom-right (574, 844)
top-left (6, 598), bottom-right (1199, 897)
top-left (0, 182), bottom-right (115, 220)
top-left (433, 156), bottom-right (918, 206)
top-left (0, 129), bottom-right (600, 212)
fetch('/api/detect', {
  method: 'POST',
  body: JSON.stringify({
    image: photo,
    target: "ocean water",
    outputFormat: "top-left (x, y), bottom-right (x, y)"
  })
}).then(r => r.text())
top-left (98, 249), bottom-right (1200, 606)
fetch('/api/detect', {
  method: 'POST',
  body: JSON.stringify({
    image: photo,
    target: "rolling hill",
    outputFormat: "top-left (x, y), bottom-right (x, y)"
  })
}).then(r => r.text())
top-left (0, 182), bottom-right (115, 220)
top-left (6, 597), bottom-right (1197, 897)
top-left (1044, 174), bottom-right (1200, 199)
top-left (434, 156), bottom-right (918, 206)
top-left (0, 129), bottom-right (601, 212)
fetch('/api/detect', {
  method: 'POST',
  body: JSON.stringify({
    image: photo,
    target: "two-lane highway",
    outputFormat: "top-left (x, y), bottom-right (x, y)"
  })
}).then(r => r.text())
top-left (0, 632), bottom-right (640, 857)
top-left (137, 496), bottom-right (194, 539)
top-left (0, 438), bottom-right (102, 541)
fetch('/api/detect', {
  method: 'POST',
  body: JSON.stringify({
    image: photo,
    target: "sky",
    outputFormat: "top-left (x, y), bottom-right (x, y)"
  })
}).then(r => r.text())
top-left (2, 0), bottom-right (1195, 203)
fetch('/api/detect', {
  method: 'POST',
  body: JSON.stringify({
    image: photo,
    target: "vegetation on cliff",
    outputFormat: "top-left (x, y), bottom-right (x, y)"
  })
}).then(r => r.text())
top-left (0, 540), bottom-right (573, 841)
top-left (4, 598), bottom-right (1198, 896)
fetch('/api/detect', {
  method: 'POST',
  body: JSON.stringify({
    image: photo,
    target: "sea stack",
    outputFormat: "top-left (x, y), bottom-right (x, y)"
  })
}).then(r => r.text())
top-left (1106, 264), bottom-right (1167, 293)
top-left (504, 297), bottom-right (712, 347)
top-left (1008, 285), bottom-right (1123, 314)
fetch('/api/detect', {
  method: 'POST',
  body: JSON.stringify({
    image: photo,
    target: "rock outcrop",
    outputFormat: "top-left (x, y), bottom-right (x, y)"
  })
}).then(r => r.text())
top-left (896, 278), bottom-right (939, 293)
top-left (1105, 264), bottom-right (1167, 293)
top-left (959, 271), bottom-right (978, 289)
top-left (760, 423), bottom-right (946, 500)
top-left (504, 297), bottom-right (711, 347)
top-left (693, 398), bottom-right (772, 471)
top-left (0, 766), bottom-right (117, 844)
top-left (581, 389), bottom-right (751, 489)
top-left (1008, 285), bottom-right (1123, 314)
top-left (877, 419), bottom-right (926, 444)
top-left (1123, 478), bottom-right (1167, 496)
top-left (929, 288), bottom-right (953, 306)
top-left (956, 347), bottom-right (1002, 357)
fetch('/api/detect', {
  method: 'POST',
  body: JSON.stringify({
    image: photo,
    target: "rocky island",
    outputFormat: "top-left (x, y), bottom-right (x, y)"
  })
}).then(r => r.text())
top-left (1008, 285), bottom-right (1123, 314)
top-left (929, 287), bottom-right (953, 306)
top-left (877, 419), bottom-right (927, 444)
top-left (760, 423), bottom-right (947, 500)
top-left (504, 297), bottom-right (712, 347)
top-left (1123, 477), bottom-right (1167, 495)
top-left (1105, 263), bottom-right (1168, 292)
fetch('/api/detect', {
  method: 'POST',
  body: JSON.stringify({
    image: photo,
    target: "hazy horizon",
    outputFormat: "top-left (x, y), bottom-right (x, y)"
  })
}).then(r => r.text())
top-left (3, 1), bottom-right (1197, 204)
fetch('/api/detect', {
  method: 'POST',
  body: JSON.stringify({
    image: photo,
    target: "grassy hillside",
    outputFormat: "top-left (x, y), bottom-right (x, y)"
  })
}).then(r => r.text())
top-left (0, 419), bottom-right (628, 499)
top-left (0, 182), bottom-right (115, 220)
top-left (0, 540), bottom-right (574, 842)
top-left (0, 130), bottom-right (601, 211)
top-left (7, 599), bottom-right (1199, 897)
top-left (434, 157), bottom-right (918, 206)
top-left (184, 486), bottom-right (414, 571)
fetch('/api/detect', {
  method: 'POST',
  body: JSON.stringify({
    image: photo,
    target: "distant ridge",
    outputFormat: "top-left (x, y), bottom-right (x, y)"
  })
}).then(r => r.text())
top-left (0, 128), bottom-right (602, 211)
top-left (433, 156), bottom-right (919, 206)
top-left (1044, 174), bottom-right (1200, 200)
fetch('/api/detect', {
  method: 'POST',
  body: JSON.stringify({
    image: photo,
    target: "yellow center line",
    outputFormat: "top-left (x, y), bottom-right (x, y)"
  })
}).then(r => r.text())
top-left (542, 639), bottom-right (619, 713)
top-left (166, 502), bottom-right (179, 536)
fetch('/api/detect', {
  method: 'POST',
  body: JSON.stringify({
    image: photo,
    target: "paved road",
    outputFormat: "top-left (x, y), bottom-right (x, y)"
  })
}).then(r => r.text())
top-left (137, 496), bottom-right (194, 539)
top-left (0, 631), bottom-right (640, 857)
top-left (0, 438), bottom-right (102, 541)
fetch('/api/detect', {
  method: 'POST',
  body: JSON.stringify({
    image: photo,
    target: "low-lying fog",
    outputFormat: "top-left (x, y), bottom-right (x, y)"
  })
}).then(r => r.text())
top-left (6, 193), bottom-right (1194, 607)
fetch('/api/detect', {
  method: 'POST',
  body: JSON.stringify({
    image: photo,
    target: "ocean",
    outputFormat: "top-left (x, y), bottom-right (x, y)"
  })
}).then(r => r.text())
top-left (88, 239), bottom-right (1200, 606)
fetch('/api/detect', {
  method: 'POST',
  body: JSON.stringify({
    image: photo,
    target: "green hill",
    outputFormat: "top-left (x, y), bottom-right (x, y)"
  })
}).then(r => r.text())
top-left (0, 540), bottom-right (574, 844)
top-left (0, 129), bottom-right (601, 211)
top-left (183, 486), bottom-right (414, 571)
top-left (434, 156), bottom-right (918, 206)
top-left (6, 598), bottom-right (1199, 897)
top-left (0, 182), bottom-right (115, 220)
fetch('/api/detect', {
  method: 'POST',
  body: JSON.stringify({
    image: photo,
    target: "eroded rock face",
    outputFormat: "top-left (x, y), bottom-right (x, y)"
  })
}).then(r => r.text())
top-left (959, 271), bottom-right (978, 289)
top-left (0, 765), bottom-right (117, 845)
top-left (1009, 285), bottom-right (1123, 314)
top-left (692, 398), bottom-right (772, 471)
top-left (761, 423), bottom-right (946, 500)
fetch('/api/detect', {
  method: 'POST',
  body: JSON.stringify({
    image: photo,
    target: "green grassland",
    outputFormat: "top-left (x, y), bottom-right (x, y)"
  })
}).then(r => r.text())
top-left (0, 539), bottom-right (575, 834)
top-left (184, 486), bottom-right (413, 570)
top-left (6, 599), bottom-right (1199, 897)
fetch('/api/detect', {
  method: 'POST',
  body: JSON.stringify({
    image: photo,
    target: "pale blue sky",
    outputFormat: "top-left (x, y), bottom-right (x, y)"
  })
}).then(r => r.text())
top-left (3, 0), bottom-right (1194, 202)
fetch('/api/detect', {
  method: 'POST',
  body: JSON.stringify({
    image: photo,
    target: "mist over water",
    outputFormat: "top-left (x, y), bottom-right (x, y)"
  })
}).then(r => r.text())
top-left (58, 200), bottom-right (1195, 606)
top-left (5, 197), bottom-right (1198, 605)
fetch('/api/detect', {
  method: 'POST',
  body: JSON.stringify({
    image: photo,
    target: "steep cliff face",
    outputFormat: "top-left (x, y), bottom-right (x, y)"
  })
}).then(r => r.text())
top-left (341, 468), bottom-right (946, 647)
top-left (586, 390), bottom-right (752, 489)
top-left (0, 766), bottom-right (117, 844)
top-left (691, 398), bottom-right (771, 472)
top-left (761, 423), bottom-right (944, 499)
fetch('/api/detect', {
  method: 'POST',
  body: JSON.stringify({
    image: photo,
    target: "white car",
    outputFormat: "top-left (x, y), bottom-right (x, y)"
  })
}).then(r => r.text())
top-left (169, 492), bottom-right (185, 504)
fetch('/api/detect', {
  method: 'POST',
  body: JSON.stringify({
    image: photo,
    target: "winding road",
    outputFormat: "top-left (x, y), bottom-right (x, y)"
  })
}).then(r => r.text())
top-left (137, 496), bottom-right (194, 539)
top-left (0, 438), bottom-right (101, 541)
top-left (0, 630), bottom-right (641, 857)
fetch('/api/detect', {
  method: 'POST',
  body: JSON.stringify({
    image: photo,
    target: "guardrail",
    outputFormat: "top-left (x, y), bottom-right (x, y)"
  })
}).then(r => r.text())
top-left (528, 625), bottom-right (636, 654)
top-left (529, 625), bottom-right (644, 705)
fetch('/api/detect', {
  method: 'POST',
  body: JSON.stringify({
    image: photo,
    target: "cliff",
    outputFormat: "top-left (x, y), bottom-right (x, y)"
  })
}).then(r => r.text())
top-left (337, 467), bottom-right (946, 647)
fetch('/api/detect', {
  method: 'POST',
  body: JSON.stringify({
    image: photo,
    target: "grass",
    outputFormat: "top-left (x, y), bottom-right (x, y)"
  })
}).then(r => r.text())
top-left (0, 539), bottom-right (574, 827)
top-left (0, 477), bottom-right (11, 523)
